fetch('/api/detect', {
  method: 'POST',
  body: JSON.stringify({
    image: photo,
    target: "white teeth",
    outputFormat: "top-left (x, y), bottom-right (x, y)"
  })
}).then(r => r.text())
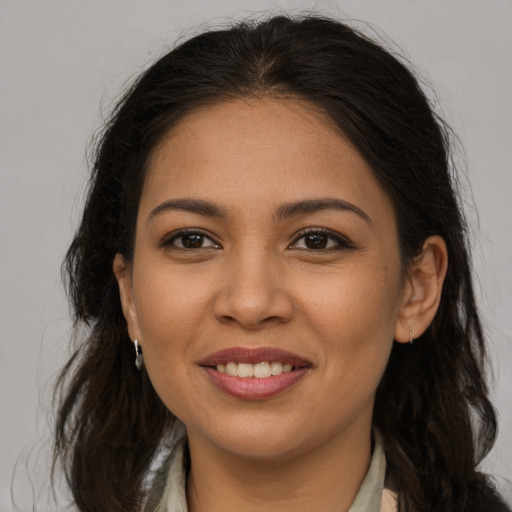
top-left (216, 361), bottom-right (297, 378)
top-left (226, 362), bottom-right (238, 376)
top-left (237, 363), bottom-right (254, 378)
top-left (253, 362), bottom-right (271, 379)
top-left (270, 362), bottom-right (283, 375)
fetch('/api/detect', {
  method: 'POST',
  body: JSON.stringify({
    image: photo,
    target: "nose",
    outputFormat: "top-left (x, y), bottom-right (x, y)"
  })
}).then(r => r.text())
top-left (212, 248), bottom-right (294, 330)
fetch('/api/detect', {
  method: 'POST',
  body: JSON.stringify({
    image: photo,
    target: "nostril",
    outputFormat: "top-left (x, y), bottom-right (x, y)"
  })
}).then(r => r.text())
top-left (262, 316), bottom-right (281, 324)
top-left (218, 314), bottom-right (286, 330)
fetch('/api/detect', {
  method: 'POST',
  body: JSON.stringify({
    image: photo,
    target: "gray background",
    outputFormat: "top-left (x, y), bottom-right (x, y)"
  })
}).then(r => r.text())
top-left (1, 0), bottom-right (511, 509)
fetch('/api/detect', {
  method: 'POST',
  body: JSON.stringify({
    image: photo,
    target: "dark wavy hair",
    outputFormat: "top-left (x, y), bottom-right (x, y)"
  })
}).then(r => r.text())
top-left (54, 14), bottom-right (510, 512)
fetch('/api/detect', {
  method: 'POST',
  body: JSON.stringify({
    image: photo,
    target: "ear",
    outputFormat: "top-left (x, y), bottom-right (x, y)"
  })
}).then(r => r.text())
top-left (113, 253), bottom-right (142, 342)
top-left (394, 236), bottom-right (448, 343)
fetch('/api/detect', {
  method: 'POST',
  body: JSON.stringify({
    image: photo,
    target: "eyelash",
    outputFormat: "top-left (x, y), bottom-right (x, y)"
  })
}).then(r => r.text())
top-left (160, 229), bottom-right (220, 250)
top-left (160, 228), bottom-right (354, 252)
top-left (289, 228), bottom-right (355, 251)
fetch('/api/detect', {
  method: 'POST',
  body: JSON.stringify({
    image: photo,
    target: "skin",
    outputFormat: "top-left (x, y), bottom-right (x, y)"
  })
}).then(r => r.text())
top-left (115, 97), bottom-right (447, 512)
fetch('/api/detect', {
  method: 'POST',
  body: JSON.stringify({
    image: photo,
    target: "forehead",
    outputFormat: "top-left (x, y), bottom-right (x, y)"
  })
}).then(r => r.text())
top-left (141, 97), bottom-right (394, 224)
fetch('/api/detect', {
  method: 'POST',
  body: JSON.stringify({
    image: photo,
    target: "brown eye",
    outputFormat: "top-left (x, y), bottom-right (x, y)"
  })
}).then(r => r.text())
top-left (290, 229), bottom-right (353, 251)
top-left (167, 231), bottom-right (219, 249)
top-left (182, 234), bottom-right (204, 248)
top-left (303, 233), bottom-right (329, 249)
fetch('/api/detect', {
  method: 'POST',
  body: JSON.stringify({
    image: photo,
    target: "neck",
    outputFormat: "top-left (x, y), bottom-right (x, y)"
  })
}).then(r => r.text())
top-left (186, 422), bottom-right (373, 512)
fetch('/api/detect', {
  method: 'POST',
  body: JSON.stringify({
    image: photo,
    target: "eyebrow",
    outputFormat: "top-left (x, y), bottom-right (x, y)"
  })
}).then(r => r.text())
top-left (147, 197), bottom-right (371, 224)
top-left (147, 199), bottom-right (227, 222)
top-left (275, 198), bottom-right (372, 224)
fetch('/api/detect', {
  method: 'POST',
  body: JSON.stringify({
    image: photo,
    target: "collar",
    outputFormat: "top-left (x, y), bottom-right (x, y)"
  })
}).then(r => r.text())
top-left (145, 431), bottom-right (394, 512)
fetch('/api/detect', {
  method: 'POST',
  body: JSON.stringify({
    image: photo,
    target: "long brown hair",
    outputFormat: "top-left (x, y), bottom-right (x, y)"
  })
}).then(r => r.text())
top-left (54, 15), bottom-right (510, 511)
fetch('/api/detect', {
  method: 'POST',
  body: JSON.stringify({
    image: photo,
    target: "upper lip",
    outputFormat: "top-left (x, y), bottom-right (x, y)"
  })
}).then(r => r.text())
top-left (199, 347), bottom-right (311, 367)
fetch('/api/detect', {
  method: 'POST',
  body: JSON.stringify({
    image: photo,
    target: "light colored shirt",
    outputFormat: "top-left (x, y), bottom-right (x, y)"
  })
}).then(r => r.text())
top-left (144, 433), bottom-right (397, 512)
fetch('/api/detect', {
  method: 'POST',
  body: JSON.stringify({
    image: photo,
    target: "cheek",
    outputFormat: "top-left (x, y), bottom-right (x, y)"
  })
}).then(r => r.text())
top-left (297, 258), bottom-right (402, 375)
top-left (135, 257), bottom-right (209, 322)
top-left (302, 262), bottom-right (401, 335)
top-left (130, 262), bottom-right (213, 420)
top-left (131, 260), bottom-right (213, 366)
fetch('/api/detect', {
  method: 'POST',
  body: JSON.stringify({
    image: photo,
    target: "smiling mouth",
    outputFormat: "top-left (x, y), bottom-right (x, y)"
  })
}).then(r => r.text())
top-left (200, 347), bottom-right (311, 399)
top-left (215, 361), bottom-right (297, 378)
top-left (199, 347), bottom-right (311, 373)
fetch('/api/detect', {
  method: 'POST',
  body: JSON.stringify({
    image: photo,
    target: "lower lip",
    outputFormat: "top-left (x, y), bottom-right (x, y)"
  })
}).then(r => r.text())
top-left (203, 367), bottom-right (310, 400)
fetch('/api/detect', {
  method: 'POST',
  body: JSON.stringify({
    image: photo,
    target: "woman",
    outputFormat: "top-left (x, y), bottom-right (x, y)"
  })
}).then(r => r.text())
top-left (53, 14), bottom-right (510, 512)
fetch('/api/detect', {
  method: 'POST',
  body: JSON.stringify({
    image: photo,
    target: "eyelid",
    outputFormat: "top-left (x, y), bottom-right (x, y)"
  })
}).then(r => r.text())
top-left (158, 227), bottom-right (353, 251)
top-left (159, 228), bottom-right (221, 249)
top-left (289, 227), bottom-right (355, 250)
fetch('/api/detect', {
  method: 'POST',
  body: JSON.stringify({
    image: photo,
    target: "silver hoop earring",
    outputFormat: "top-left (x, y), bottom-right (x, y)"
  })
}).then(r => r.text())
top-left (134, 339), bottom-right (144, 370)
top-left (409, 328), bottom-right (414, 345)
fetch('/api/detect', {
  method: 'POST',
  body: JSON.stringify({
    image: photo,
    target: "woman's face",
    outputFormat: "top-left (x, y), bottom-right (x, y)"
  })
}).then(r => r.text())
top-left (117, 97), bottom-right (410, 460)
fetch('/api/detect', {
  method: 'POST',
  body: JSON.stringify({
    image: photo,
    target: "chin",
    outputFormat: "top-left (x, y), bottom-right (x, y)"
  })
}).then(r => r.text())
top-left (216, 434), bottom-right (311, 461)
top-left (193, 414), bottom-right (336, 462)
